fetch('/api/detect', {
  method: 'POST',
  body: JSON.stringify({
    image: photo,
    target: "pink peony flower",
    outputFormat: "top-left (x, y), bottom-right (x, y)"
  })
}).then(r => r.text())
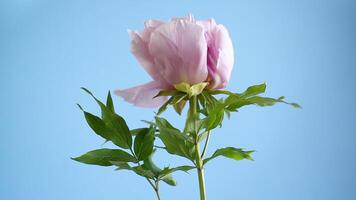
top-left (115, 14), bottom-right (234, 108)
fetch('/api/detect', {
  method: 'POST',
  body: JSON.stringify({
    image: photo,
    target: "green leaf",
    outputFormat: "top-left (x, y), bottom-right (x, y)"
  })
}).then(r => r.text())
top-left (81, 87), bottom-right (109, 119)
top-left (158, 165), bottom-right (195, 186)
top-left (204, 147), bottom-right (254, 165)
top-left (77, 105), bottom-right (130, 148)
top-left (240, 83), bottom-right (266, 98)
top-left (106, 114), bottom-right (133, 149)
top-left (159, 166), bottom-right (195, 178)
top-left (134, 127), bottom-right (155, 161)
top-left (226, 95), bottom-right (301, 111)
top-left (154, 89), bottom-right (181, 97)
top-left (72, 148), bottom-right (137, 166)
top-left (173, 100), bottom-right (187, 115)
top-left (157, 96), bottom-right (173, 115)
top-left (106, 91), bottom-right (115, 113)
top-left (161, 174), bottom-right (176, 186)
top-left (114, 162), bottom-right (156, 179)
top-left (77, 104), bottom-right (111, 140)
top-left (155, 117), bottom-right (195, 160)
top-left (202, 100), bottom-right (225, 131)
top-left (130, 128), bottom-right (150, 136)
top-left (224, 84), bottom-right (301, 111)
top-left (81, 88), bottom-right (132, 149)
top-left (142, 151), bottom-right (162, 177)
top-left (208, 90), bottom-right (234, 96)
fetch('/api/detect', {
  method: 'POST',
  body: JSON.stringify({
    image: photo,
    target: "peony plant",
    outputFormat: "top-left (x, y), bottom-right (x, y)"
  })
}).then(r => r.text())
top-left (73, 14), bottom-right (300, 200)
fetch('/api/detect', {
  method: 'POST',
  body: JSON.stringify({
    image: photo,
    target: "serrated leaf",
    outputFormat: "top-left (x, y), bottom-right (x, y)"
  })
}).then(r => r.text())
top-left (204, 147), bottom-right (254, 165)
top-left (134, 127), bottom-right (155, 161)
top-left (72, 148), bottom-right (137, 166)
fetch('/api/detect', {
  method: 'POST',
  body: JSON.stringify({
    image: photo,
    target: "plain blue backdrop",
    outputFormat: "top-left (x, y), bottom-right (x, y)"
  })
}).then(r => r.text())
top-left (1, 0), bottom-right (355, 199)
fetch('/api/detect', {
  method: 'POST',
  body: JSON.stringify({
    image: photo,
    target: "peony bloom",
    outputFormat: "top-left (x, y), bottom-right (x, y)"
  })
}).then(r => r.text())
top-left (115, 14), bottom-right (234, 108)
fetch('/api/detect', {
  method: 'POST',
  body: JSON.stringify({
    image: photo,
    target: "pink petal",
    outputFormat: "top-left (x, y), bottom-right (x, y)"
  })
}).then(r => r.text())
top-left (148, 19), bottom-right (208, 85)
top-left (171, 13), bottom-right (195, 22)
top-left (141, 19), bottom-right (164, 41)
top-left (206, 25), bottom-right (234, 89)
top-left (129, 31), bottom-right (159, 81)
top-left (115, 81), bottom-right (168, 108)
top-left (196, 18), bottom-right (217, 33)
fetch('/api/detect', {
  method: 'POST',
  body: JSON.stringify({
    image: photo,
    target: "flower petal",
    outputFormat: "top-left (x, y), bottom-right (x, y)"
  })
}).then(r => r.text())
top-left (148, 19), bottom-right (208, 85)
top-left (129, 30), bottom-right (163, 82)
top-left (206, 25), bottom-right (234, 89)
top-left (115, 81), bottom-right (167, 108)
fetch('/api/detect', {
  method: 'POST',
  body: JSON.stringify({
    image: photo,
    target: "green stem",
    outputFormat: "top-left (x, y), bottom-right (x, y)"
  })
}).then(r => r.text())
top-left (131, 147), bottom-right (162, 200)
top-left (154, 181), bottom-right (162, 200)
top-left (189, 96), bottom-right (207, 200)
top-left (201, 131), bottom-right (210, 158)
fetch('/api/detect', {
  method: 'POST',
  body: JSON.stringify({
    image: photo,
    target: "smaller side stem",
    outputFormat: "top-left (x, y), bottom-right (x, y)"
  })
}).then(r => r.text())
top-left (201, 131), bottom-right (211, 158)
top-left (131, 147), bottom-right (161, 200)
top-left (146, 178), bottom-right (156, 191)
top-left (154, 180), bottom-right (161, 200)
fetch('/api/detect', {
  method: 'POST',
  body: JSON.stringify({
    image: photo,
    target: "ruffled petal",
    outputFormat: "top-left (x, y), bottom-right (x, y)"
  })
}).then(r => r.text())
top-left (141, 19), bottom-right (164, 41)
top-left (206, 25), bottom-right (234, 89)
top-left (115, 81), bottom-right (167, 108)
top-left (148, 19), bottom-right (208, 85)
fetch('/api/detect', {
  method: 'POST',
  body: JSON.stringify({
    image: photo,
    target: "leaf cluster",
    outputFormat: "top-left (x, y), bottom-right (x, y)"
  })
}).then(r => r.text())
top-left (73, 88), bottom-right (194, 189)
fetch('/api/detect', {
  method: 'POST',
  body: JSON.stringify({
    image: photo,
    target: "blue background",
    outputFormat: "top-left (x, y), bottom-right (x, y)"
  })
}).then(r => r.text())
top-left (1, 0), bottom-right (355, 199)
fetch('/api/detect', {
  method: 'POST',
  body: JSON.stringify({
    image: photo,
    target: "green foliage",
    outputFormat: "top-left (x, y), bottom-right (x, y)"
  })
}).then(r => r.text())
top-left (80, 87), bottom-right (132, 149)
top-left (204, 147), bottom-right (254, 165)
top-left (159, 166), bottom-right (196, 178)
top-left (114, 162), bottom-right (156, 179)
top-left (134, 126), bottom-right (155, 161)
top-left (130, 128), bottom-right (150, 136)
top-left (74, 83), bottom-right (300, 199)
top-left (106, 91), bottom-right (115, 113)
top-left (155, 117), bottom-right (196, 161)
top-left (72, 148), bottom-right (137, 166)
top-left (74, 88), bottom-right (198, 195)
top-left (223, 83), bottom-right (301, 111)
top-left (156, 93), bottom-right (188, 116)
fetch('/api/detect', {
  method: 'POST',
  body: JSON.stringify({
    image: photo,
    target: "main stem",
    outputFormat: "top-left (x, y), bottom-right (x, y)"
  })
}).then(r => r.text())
top-left (189, 96), bottom-right (206, 200)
